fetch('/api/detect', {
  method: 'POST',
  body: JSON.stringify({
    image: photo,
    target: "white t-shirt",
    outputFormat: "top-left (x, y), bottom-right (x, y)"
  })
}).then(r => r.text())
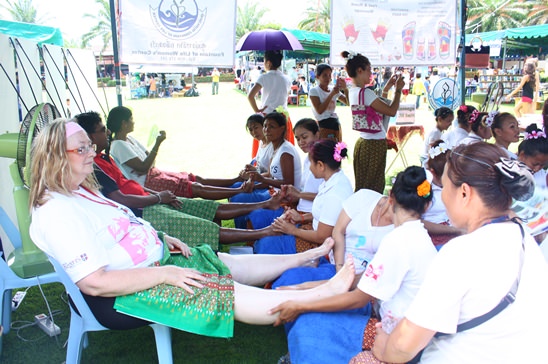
top-left (349, 86), bottom-right (387, 140)
top-left (459, 132), bottom-right (482, 146)
top-left (309, 85), bottom-right (338, 121)
top-left (109, 135), bottom-right (149, 186)
top-left (442, 127), bottom-right (469, 149)
top-left (255, 70), bottom-right (291, 113)
top-left (30, 188), bottom-right (164, 284)
top-left (421, 183), bottom-right (449, 224)
top-left (296, 156), bottom-right (323, 213)
top-left (255, 141), bottom-right (273, 174)
top-left (311, 170), bottom-right (353, 230)
top-left (422, 128), bottom-right (443, 159)
top-left (357, 220), bottom-right (437, 320)
top-left (269, 141), bottom-right (302, 189)
top-left (332, 190), bottom-right (394, 274)
top-left (406, 223), bottom-right (548, 363)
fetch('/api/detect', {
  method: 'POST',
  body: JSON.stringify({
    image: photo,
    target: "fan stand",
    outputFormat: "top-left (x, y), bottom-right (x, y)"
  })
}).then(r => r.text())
top-left (6, 162), bottom-right (53, 278)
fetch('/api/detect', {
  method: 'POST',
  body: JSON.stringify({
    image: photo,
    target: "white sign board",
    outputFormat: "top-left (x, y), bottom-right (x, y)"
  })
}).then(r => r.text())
top-left (119, 0), bottom-right (236, 66)
top-left (330, 0), bottom-right (458, 66)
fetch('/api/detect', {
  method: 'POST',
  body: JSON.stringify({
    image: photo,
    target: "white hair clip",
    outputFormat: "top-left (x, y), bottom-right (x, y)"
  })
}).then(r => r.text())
top-left (428, 142), bottom-right (450, 159)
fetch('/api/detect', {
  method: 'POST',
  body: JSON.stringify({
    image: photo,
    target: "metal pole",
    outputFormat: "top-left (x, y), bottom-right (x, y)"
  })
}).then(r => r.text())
top-left (460, 0), bottom-right (466, 105)
top-left (109, 0), bottom-right (123, 106)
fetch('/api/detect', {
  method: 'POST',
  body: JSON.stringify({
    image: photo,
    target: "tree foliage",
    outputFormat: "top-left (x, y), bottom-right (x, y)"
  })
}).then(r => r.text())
top-left (236, 2), bottom-right (268, 39)
top-left (298, 0), bottom-right (330, 33)
top-left (466, 0), bottom-right (546, 32)
top-left (81, 0), bottom-right (112, 52)
top-left (1, 0), bottom-right (46, 24)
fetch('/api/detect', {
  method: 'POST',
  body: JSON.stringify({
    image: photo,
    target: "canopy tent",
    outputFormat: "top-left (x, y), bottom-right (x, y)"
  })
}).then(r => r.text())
top-left (0, 20), bottom-right (63, 46)
top-left (465, 24), bottom-right (548, 58)
top-left (282, 28), bottom-right (330, 57)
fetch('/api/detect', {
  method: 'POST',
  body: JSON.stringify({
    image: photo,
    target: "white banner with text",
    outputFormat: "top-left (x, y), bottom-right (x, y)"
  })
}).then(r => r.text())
top-left (119, 0), bottom-right (236, 66)
top-left (330, 0), bottom-right (457, 66)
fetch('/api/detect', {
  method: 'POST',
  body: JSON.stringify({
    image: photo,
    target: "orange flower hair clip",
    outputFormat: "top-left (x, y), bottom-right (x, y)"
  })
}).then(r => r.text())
top-left (417, 180), bottom-right (431, 198)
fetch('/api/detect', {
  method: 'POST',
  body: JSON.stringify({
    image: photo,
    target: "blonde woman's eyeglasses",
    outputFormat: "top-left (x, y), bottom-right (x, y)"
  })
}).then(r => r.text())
top-left (66, 144), bottom-right (96, 155)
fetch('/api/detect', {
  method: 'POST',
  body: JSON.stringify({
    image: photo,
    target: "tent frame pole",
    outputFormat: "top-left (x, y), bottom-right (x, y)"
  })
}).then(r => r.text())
top-left (110, 0), bottom-right (123, 106)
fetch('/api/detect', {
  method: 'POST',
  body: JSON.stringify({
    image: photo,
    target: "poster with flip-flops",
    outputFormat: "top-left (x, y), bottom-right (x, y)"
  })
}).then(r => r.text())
top-left (330, 0), bottom-right (457, 66)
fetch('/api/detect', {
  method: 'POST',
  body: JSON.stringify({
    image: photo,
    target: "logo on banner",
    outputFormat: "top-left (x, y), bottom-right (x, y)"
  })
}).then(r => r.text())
top-left (428, 78), bottom-right (461, 110)
top-left (149, 0), bottom-right (207, 40)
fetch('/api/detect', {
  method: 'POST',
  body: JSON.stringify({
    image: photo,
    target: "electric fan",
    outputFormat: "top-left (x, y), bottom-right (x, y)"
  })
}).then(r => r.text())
top-left (0, 103), bottom-right (61, 277)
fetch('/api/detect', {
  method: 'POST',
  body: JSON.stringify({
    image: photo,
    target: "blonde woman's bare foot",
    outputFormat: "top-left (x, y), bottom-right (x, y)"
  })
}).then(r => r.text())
top-left (323, 256), bottom-right (355, 295)
top-left (301, 237), bottom-right (335, 267)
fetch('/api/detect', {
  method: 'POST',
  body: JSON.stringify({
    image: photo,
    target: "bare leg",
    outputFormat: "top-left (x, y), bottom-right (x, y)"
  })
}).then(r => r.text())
top-left (218, 238), bottom-right (335, 285)
top-left (191, 180), bottom-right (253, 200)
top-left (194, 175), bottom-right (243, 187)
top-left (219, 225), bottom-right (276, 244)
top-left (233, 255), bottom-right (355, 325)
top-left (214, 193), bottom-right (282, 220)
top-left (514, 101), bottom-right (523, 118)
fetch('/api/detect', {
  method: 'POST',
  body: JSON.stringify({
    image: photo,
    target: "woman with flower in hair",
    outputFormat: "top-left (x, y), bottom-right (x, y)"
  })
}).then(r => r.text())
top-left (421, 107), bottom-right (454, 163)
top-left (459, 110), bottom-right (493, 146)
top-left (422, 140), bottom-right (465, 246)
top-left (505, 62), bottom-right (540, 118)
top-left (490, 111), bottom-right (520, 160)
top-left (270, 166), bottom-right (437, 364)
top-left (255, 139), bottom-right (353, 254)
top-left (517, 124), bottom-right (548, 190)
top-left (443, 104), bottom-right (475, 148)
top-left (364, 142), bottom-right (547, 364)
top-left (342, 50), bottom-right (404, 193)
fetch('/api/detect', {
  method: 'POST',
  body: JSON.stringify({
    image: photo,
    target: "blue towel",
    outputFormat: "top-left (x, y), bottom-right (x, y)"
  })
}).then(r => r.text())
top-left (254, 234), bottom-right (296, 254)
top-left (287, 306), bottom-right (371, 364)
top-left (248, 207), bottom-right (284, 229)
top-left (228, 187), bottom-right (270, 229)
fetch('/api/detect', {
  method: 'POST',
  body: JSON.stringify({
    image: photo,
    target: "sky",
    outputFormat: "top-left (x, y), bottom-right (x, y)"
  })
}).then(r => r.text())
top-left (1, 0), bottom-right (315, 44)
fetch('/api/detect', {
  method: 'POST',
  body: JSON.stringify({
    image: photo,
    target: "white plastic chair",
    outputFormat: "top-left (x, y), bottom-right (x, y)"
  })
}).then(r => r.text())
top-left (0, 206), bottom-right (60, 334)
top-left (47, 255), bottom-right (173, 364)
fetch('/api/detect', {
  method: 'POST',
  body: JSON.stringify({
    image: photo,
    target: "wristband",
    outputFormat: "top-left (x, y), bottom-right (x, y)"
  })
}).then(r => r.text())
top-left (300, 212), bottom-right (305, 225)
top-left (154, 193), bottom-right (161, 204)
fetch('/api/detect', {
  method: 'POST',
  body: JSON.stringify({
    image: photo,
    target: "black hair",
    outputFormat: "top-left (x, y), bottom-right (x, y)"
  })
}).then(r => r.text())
top-left (427, 140), bottom-right (449, 178)
top-left (518, 123), bottom-right (548, 157)
top-left (246, 114), bottom-right (265, 130)
top-left (491, 112), bottom-right (515, 132)
top-left (106, 106), bottom-right (132, 135)
top-left (456, 105), bottom-right (476, 127)
top-left (263, 111), bottom-right (286, 127)
top-left (340, 51), bottom-right (370, 78)
top-left (74, 111), bottom-right (102, 134)
top-left (315, 63), bottom-right (332, 77)
top-left (470, 112), bottom-right (488, 133)
top-left (391, 166), bottom-right (432, 216)
top-left (293, 118), bottom-right (319, 134)
top-left (434, 107), bottom-right (453, 121)
top-left (446, 142), bottom-right (533, 210)
top-left (265, 51), bottom-right (283, 70)
top-left (309, 139), bottom-right (347, 170)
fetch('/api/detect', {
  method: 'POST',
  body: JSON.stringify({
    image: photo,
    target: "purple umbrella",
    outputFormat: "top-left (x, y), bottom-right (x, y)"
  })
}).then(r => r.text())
top-left (236, 29), bottom-right (304, 51)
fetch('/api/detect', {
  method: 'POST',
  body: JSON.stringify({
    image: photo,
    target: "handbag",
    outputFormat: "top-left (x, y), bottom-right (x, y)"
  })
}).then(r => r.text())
top-left (465, 37), bottom-right (490, 69)
top-left (352, 88), bottom-right (383, 133)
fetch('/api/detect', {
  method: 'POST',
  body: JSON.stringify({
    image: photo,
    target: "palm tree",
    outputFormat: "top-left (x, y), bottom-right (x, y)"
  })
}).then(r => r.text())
top-left (1, 0), bottom-right (46, 24)
top-left (81, 0), bottom-right (112, 52)
top-left (298, 0), bottom-right (330, 33)
top-left (466, 0), bottom-right (529, 32)
top-left (525, 0), bottom-right (548, 26)
top-left (236, 1), bottom-right (267, 39)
